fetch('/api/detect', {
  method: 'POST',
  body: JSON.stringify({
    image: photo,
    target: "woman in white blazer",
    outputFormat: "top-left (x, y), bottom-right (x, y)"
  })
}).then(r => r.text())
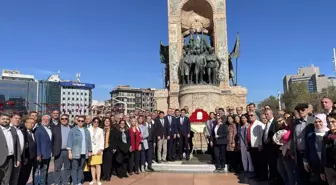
top-left (88, 117), bottom-right (105, 185)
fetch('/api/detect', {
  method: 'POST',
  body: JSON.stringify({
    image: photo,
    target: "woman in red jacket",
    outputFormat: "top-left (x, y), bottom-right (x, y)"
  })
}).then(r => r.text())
top-left (128, 118), bottom-right (142, 175)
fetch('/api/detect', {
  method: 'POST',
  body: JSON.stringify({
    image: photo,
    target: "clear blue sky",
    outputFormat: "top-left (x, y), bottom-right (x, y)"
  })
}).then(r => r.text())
top-left (1, 0), bottom-right (336, 103)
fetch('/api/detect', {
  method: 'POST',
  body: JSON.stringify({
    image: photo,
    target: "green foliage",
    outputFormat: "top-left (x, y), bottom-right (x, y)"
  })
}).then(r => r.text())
top-left (259, 82), bottom-right (336, 112)
top-left (257, 95), bottom-right (279, 111)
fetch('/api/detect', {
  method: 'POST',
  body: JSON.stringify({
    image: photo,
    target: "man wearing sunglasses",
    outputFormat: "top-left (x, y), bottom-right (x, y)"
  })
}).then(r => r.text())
top-left (291, 103), bottom-right (314, 185)
top-left (52, 114), bottom-right (72, 185)
top-left (67, 115), bottom-right (92, 185)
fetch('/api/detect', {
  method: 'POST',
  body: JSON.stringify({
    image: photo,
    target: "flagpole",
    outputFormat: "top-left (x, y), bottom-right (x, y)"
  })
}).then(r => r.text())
top-left (235, 57), bottom-right (238, 86)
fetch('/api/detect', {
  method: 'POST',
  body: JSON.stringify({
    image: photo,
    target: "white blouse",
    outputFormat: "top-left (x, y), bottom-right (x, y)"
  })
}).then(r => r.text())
top-left (214, 124), bottom-right (220, 138)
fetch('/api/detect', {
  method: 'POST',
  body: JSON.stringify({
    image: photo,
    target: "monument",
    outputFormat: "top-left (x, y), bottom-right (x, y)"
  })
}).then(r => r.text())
top-left (155, 0), bottom-right (247, 113)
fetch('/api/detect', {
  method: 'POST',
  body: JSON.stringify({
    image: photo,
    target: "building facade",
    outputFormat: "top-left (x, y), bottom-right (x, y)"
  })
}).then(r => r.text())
top-left (110, 85), bottom-right (155, 113)
top-left (0, 70), bottom-right (38, 114)
top-left (38, 80), bottom-right (61, 114)
top-left (60, 81), bottom-right (95, 121)
top-left (283, 65), bottom-right (335, 93)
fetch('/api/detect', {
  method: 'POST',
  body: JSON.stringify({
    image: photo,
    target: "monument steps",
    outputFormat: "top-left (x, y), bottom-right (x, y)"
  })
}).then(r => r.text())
top-left (151, 154), bottom-right (225, 173)
top-left (152, 162), bottom-right (218, 173)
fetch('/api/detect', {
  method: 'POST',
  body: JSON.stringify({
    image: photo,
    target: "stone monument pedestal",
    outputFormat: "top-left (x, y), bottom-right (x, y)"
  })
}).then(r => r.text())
top-left (178, 85), bottom-right (247, 112)
top-left (179, 85), bottom-right (221, 113)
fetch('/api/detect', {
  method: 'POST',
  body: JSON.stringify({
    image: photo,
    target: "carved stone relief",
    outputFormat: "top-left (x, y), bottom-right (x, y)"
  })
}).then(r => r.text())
top-left (216, 0), bottom-right (225, 12)
top-left (170, 0), bottom-right (180, 15)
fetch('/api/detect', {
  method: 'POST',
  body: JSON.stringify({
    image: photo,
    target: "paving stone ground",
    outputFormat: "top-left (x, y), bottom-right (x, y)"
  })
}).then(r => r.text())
top-left (27, 159), bottom-right (268, 185)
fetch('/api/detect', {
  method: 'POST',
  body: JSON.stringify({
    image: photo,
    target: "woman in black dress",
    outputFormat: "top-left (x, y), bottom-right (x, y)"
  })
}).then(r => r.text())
top-left (210, 116), bottom-right (229, 172)
top-left (115, 120), bottom-right (130, 178)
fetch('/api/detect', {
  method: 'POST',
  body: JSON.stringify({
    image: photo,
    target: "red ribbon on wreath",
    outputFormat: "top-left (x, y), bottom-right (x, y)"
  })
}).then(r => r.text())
top-left (189, 108), bottom-right (209, 123)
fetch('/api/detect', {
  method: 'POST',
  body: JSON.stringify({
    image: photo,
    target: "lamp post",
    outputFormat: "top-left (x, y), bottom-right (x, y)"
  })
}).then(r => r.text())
top-left (278, 90), bottom-right (282, 110)
top-left (111, 97), bottom-right (128, 115)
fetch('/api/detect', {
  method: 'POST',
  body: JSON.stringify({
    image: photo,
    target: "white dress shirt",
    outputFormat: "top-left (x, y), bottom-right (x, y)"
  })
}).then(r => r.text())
top-left (11, 125), bottom-right (24, 155)
top-left (0, 125), bottom-right (14, 156)
top-left (43, 125), bottom-right (52, 140)
top-left (263, 117), bottom-right (274, 143)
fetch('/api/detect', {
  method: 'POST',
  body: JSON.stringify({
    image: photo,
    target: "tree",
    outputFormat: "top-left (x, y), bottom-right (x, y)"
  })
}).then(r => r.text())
top-left (258, 95), bottom-right (279, 111)
top-left (281, 82), bottom-right (319, 111)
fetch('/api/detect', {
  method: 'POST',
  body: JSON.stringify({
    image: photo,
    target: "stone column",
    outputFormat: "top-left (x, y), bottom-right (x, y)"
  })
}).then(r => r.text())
top-left (168, 0), bottom-right (182, 109)
top-left (213, 0), bottom-right (229, 89)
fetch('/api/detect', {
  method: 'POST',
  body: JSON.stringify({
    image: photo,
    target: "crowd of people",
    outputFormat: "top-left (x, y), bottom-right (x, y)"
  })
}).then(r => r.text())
top-left (1, 97), bottom-right (336, 185)
top-left (203, 97), bottom-right (336, 185)
top-left (0, 107), bottom-right (194, 185)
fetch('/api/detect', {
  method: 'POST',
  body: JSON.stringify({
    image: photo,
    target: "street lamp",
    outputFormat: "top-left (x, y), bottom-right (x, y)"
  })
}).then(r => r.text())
top-left (278, 90), bottom-right (282, 110)
top-left (111, 97), bottom-right (128, 115)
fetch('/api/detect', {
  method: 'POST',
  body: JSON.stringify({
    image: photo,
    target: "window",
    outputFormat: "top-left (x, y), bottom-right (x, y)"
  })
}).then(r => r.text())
top-left (81, 93), bottom-right (83, 95)
top-left (63, 92), bottom-right (65, 95)
top-left (68, 98), bottom-right (70, 100)
top-left (68, 92), bottom-right (70, 95)
top-left (72, 98), bottom-right (74, 101)
top-left (63, 98), bottom-right (65, 100)
top-left (76, 98), bottom-right (79, 101)
top-left (77, 92), bottom-right (79, 95)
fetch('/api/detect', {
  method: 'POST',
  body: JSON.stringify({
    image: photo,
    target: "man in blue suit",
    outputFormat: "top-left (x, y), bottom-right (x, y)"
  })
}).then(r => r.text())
top-left (34, 114), bottom-right (53, 185)
top-left (177, 109), bottom-right (191, 160)
top-left (165, 108), bottom-right (177, 161)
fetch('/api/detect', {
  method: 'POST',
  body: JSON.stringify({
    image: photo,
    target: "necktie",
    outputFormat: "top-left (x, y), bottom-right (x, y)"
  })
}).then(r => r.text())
top-left (29, 131), bottom-right (35, 141)
top-left (161, 119), bottom-right (164, 126)
top-left (181, 117), bottom-right (184, 124)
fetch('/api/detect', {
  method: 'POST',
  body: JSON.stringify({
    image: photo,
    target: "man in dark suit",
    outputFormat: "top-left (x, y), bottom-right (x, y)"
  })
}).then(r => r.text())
top-left (0, 113), bottom-right (21, 185)
top-left (165, 108), bottom-right (177, 161)
top-left (146, 115), bottom-right (155, 171)
top-left (262, 110), bottom-right (280, 183)
top-left (50, 109), bottom-right (60, 127)
top-left (154, 111), bottom-right (169, 163)
top-left (9, 113), bottom-right (25, 185)
top-left (18, 117), bottom-right (37, 185)
top-left (52, 114), bottom-right (71, 185)
top-left (34, 114), bottom-right (53, 185)
top-left (177, 109), bottom-right (191, 160)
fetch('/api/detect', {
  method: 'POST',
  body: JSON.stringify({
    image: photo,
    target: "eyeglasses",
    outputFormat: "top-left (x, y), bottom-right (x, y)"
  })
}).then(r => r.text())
top-left (248, 115), bottom-right (254, 117)
top-left (78, 120), bottom-right (84, 122)
top-left (61, 118), bottom-right (68, 120)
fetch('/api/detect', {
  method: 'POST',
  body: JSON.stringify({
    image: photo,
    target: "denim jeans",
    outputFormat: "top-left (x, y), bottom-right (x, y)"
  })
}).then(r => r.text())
top-left (54, 150), bottom-right (71, 185)
top-left (71, 155), bottom-right (86, 185)
top-left (34, 158), bottom-right (51, 185)
top-left (277, 155), bottom-right (296, 185)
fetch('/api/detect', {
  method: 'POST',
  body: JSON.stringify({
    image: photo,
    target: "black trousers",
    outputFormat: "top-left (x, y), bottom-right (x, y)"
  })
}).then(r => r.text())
top-left (250, 147), bottom-right (267, 179)
top-left (128, 151), bottom-right (140, 173)
top-left (102, 149), bottom-right (114, 180)
top-left (116, 156), bottom-right (128, 178)
top-left (18, 159), bottom-right (34, 185)
top-left (207, 143), bottom-right (215, 162)
top-left (167, 137), bottom-right (177, 160)
top-left (214, 144), bottom-right (226, 169)
top-left (178, 135), bottom-right (189, 158)
top-left (147, 142), bottom-right (154, 167)
top-left (263, 144), bottom-right (279, 180)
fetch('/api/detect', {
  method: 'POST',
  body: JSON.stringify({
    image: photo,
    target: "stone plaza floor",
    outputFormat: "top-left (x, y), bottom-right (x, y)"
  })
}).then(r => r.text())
top-left (84, 172), bottom-right (268, 185)
top-left (27, 159), bottom-right (267, 185)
